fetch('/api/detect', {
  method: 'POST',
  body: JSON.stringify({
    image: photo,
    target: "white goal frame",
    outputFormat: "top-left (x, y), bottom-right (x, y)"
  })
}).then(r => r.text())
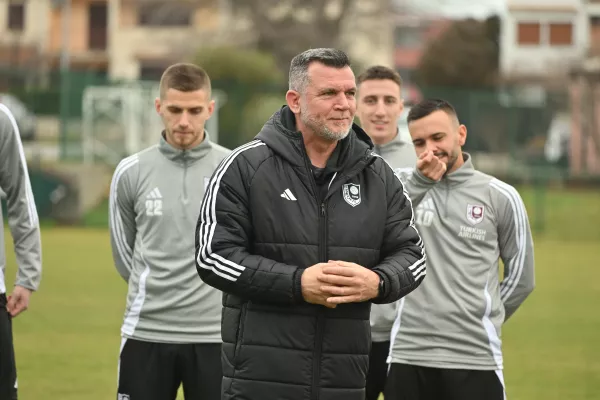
top-left (82, 82), bottom-right (224, 165)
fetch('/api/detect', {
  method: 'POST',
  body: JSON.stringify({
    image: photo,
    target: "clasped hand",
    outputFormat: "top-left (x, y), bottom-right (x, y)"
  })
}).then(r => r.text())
top-left (301, 261), bottom-right (380, 308)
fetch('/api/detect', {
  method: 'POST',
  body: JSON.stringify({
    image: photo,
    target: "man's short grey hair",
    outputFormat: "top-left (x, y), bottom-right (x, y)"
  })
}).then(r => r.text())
top-left (289, 48), bottom-right (351, 92)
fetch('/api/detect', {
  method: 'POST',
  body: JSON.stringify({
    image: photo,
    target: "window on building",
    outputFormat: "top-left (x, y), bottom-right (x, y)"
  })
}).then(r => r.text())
top-left (549, 23), bottom-right (573, 45)
top-left (89, 2), bottom-right (108, 50)
top-left (7, 1), bottom-right (25, 32)
top-left (517, 22), bottom-right (541, 44)
top-left (139, 64), bottom-right (169, 81)
top-left (590, 16), bottom-right (600, 26)
top-left (138, 2), bottom-right (193, 26)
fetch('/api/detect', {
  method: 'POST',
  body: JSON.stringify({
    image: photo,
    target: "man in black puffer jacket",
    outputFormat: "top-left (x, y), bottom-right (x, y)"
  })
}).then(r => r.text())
top-left (195, 48), bottom-right (426, 400)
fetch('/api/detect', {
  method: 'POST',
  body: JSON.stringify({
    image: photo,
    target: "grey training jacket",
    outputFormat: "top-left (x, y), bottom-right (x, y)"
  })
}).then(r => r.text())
top-left (0, 104), bottom-right (42, 294)
top-left (109, 133), bottom-right (230, 343)
top-left (370, 132), bottom-right (417, 342)
top-left (389, 153), bottom-right (535, 370)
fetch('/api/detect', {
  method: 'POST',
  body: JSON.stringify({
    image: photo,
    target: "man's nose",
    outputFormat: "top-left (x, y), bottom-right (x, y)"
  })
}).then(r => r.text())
top-left (374, 100), bottom-right (386, 117)
top-left (425, 141), bottom-right (437, 154)
top-left (179, 112), bottom-right (190, 127)
top-left (334, 93), bottom-right (351, 110)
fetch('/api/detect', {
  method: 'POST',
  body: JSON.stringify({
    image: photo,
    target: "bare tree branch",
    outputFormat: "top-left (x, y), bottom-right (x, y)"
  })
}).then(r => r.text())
top-left (228, 0), bottom-right (361, 71)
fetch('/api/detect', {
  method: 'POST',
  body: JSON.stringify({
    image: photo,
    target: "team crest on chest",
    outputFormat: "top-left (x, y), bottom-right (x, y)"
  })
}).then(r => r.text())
top-left (466, 204), bottom-right (485, 225)
top-left (342, 183), bottom-right (361, 207)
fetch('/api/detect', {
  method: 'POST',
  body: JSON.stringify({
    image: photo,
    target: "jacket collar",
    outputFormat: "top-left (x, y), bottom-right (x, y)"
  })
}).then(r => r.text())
top-left (443, 152), bottom-right (475, 186)
top-left (158, 131), bottom-right (213, 166)
top-left (373, 130), bottom-right (411, 156)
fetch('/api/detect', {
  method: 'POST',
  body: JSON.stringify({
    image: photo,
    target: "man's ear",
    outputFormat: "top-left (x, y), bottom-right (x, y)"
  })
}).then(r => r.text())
top-left (458, 124), bottom-right (467, 146)
top-left (207, 99), bottom-right (215, 118)
top-left (154, 97), bottom-right (161, 115)
top-left (286, 90), bottom-right (301, 113)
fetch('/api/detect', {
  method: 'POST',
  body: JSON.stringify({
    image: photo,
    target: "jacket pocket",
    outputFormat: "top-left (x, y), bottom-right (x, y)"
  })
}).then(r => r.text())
top-left (234, 302), bottom-right (249, 361)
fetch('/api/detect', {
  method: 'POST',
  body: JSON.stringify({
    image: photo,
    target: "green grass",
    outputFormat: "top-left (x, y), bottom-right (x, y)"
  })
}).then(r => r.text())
top-left (502, 239), bottom-right (600, 400)
top-left (4, 187), bottom-right (600, 399)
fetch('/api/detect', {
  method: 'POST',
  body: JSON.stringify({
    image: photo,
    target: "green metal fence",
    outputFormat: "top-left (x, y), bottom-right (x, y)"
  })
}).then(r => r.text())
top-left (2, 68), bottom-right (587, 232)
top-left (7, 73), bottom-right (565, 163)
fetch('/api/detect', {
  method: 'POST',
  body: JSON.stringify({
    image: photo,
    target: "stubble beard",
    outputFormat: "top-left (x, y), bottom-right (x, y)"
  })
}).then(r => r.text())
top-left (443, 148), bottom-right (461, 175)
top-left (300, 105), bottom-right (351, 142)
top-left (167, 128), bottom-right (202, 150)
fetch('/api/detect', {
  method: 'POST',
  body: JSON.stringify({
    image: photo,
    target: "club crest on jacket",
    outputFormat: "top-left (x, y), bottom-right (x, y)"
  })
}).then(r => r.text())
top-left (466, 204), bottom-right (485, 225)
top-left (343, 183), bottom-right (361, 207)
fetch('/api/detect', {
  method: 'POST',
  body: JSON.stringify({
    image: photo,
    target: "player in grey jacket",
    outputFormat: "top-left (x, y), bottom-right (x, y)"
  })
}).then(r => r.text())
top-left (0, 103), bottom-right (42, 400)
top-left (109, 63), bottom-right (230, 400)
top-left (356, 66), bottom-right (417, 400)
top-left (385, 99), bottom-right (535, 400)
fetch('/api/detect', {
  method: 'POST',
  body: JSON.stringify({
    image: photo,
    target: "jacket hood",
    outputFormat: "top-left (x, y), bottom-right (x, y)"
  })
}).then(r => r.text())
top-left (255, 106), bottom-right (374, 171)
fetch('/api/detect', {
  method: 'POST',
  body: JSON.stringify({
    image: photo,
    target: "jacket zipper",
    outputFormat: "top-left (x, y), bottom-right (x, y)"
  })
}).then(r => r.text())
top-left (234, 302), bottom-right (249, 361)
top-left (319, 202), bottom-right (327, 261)
top-left (303, 148), bottom-right (369, 400)
top-left (300, 146), bottom-right (327, 400)
top-left (182, 150), bottom-right (189, 204)
top-left (443, 180), bottom-right (449, 217)
top-left (311, 201), bottom-right (328, 400)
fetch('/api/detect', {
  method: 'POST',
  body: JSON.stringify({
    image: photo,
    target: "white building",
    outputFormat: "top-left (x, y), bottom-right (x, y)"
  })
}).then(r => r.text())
top-left (500, 0), bottom-right (588, 79)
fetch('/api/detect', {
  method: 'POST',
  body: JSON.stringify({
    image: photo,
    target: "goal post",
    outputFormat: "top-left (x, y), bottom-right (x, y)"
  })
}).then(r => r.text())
top-left (82, 82), bottom-right (224, 166)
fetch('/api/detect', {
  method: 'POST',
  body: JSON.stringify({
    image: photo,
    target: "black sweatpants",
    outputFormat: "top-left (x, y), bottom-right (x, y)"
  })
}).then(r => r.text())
top-left (365, 340), bottom-right (390, 400)
top-left (384, 363), bottom-right (505, 400)
top-left (0, 293), bottom-right (18, 400)
top-left (117, 338), bottom-right (222, 400)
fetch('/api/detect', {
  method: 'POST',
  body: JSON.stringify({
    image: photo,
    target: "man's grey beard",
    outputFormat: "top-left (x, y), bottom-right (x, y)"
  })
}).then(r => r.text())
top-left (300, 110), bottom-right (351, 142)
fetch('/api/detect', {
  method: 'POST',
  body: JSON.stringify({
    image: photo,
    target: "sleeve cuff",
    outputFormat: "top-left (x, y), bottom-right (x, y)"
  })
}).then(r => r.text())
top-left (292, 268), bottom-right (304, 304)
top-left (373, 271), bottom-right (387, 303)
top-left (14, 281), bottom-right (38, 292)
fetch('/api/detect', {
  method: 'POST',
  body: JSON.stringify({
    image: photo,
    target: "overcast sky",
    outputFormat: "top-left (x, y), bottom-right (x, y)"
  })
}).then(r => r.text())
top-left (395, 0), bottom-right (508, 19)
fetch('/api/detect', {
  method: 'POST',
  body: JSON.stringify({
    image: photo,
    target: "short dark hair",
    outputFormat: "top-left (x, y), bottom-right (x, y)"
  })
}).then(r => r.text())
top-left (407, 98), bottom-right (458, 124)
top-left (289, 48), bottom-right (351, 92)
top-left (159, 63), bottom-right (211, 99)
top-left (357, 65), bottom-right (402, 89)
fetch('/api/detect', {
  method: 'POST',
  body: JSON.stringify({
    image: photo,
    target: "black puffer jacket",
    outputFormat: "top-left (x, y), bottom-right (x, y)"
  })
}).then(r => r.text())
top-left (195, 106), bottom-right (426, 400)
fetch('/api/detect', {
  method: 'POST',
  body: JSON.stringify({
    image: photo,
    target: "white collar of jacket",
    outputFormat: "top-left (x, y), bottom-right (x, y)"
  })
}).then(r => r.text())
top-left (158, 131), bottom-right (213, 166)
top-left (442, 152), bottom-right (475, 186)
top-left (373, 129), bottom-right (411, 155)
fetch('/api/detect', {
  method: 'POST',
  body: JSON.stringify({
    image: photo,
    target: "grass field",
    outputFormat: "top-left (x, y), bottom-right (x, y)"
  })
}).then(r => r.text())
top-left (4, 187), bottom-right (600, 399)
